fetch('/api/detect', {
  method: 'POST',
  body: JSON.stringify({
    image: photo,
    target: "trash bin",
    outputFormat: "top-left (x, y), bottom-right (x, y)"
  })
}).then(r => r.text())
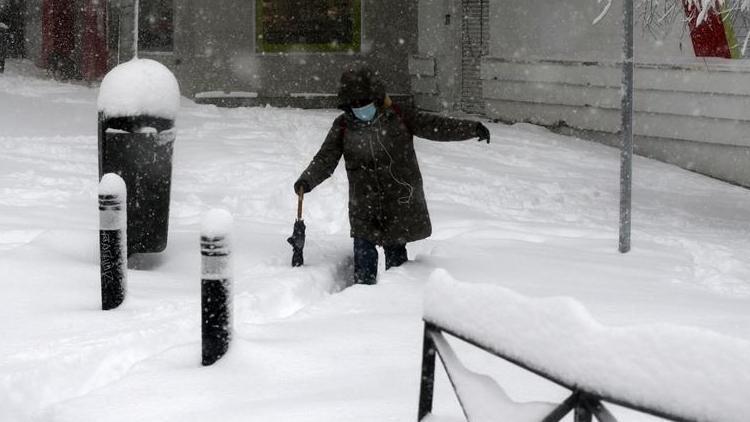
top-left (0, 22), bottom-right (8, 74)
top-left (97, 59), bottom-right (181, 255)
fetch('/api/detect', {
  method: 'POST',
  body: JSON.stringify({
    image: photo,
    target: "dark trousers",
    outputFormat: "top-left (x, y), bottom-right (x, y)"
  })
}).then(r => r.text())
top-left (353, 238), bottom-right (408, 285)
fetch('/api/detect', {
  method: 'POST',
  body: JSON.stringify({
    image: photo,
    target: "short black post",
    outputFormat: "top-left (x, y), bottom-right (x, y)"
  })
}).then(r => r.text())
top-left (575, 398), bottom-right (593, 422)
top-left (99, 173), bottom-right (127, 310)
top-left (201, 209), bottom-right (233, 366)
top-left (585, 397), bottom-right (618, 422)
top-left (418, 323), bottom-right (437, 420)
top-left (0, 23), bottom-right (7, 74)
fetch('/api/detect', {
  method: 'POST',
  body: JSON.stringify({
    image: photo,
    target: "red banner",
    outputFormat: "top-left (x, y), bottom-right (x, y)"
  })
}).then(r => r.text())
top-left (41, 0), bottom-right (75, 67)
top-left (682, 0), bottom-right (732, 58)
top-left (81, 0), bottom-right (109, 81)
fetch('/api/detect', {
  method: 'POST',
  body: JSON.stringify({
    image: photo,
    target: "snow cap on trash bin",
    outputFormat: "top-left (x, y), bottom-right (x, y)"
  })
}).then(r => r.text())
top-left (98, 58), bottom-right (180, 121)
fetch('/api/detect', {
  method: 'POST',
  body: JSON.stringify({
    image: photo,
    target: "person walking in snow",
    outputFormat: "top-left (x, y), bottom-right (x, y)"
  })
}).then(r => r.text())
top-left (294, 64), bottom-right (491, 285)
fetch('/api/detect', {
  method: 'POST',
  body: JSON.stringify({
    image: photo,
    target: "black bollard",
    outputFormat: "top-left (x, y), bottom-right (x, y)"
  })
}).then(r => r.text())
top-left (201, 209), bottom-right (233, 366)
top-left (99, 173), bottom-right (127, 310)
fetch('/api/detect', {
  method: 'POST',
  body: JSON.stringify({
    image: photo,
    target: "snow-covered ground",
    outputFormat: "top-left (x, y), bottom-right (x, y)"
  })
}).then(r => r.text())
top-left (2, 59), bottom-right (750, 421)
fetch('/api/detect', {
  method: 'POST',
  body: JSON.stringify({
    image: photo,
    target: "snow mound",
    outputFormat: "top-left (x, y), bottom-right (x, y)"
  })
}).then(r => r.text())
top-left (423, 270), bottom-right (750, 422)
top-left (98, 173), bottom-right (126, 197)
top-left (201, 209), bottom-right (233, 238)
top-left (97, 59), bottom-right (180, 120)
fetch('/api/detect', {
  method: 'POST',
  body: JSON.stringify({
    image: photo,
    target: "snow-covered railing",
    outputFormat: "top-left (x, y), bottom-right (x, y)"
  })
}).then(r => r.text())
top-left (418, 270), bottom-right (750, 422)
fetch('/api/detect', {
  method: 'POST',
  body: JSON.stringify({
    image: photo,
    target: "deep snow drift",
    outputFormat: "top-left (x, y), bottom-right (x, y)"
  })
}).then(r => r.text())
top-left (2, 59), bottom-right (750, 421)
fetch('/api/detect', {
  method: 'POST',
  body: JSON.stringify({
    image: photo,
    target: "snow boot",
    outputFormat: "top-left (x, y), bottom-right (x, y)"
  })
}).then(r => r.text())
top-left (384, 244), bottom-right (408, 270)
top-left (353, 238), bottom-right (378, 285)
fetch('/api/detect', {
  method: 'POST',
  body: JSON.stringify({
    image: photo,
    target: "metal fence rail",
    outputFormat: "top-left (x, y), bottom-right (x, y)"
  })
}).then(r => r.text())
top-left (417, 322), bottom-right (697, 422)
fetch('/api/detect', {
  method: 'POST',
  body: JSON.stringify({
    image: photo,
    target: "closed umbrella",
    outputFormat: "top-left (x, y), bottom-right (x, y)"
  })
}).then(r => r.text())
top-left (287, 188), bottom-right (305, 267)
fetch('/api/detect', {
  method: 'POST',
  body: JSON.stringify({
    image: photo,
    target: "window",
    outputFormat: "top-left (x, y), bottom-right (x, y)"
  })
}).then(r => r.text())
top-left (138, 0), bottom-right (174, 52)
top-left (725, 8), bottom-right (750, 58)
top-left (256, 0), bottom-right (361, 53)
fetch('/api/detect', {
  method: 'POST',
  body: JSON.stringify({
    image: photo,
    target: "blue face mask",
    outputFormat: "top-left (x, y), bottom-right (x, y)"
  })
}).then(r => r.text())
top-left (352, 103), bottom-right (377, 122)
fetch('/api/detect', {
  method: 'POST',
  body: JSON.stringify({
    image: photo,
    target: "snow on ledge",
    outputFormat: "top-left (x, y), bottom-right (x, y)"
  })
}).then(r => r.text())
top-left (97, 59), bottom-right (180, 121)
top-left (289, 92), bottom-right (337, 98)
top-left (195, 91), bottom-right (259, 99)
top-left (423, 270), bottom-right (750, 422)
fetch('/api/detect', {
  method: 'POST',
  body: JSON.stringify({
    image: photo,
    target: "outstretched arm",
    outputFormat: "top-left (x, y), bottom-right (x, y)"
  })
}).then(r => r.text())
top-left (399, 106), bottom-right (490, 143)
top-left (294, 116), bottom-right (345, 193)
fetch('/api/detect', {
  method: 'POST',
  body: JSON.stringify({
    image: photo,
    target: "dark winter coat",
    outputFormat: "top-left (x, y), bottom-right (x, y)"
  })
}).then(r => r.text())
top-left (296, 104), bottom-right (480, 246)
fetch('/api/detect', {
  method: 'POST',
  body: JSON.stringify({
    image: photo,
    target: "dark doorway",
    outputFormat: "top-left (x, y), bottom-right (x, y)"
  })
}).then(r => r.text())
top-left (40, 0), bottom-right (108, 80)
top-left (0, 0), bottom-right (25, 57)
top-left (42, 0), bottom-right (76, 72)
top-left (81, 0), bottom-right (108, 80)
top-left (138, 0), bottom-right (174, 52)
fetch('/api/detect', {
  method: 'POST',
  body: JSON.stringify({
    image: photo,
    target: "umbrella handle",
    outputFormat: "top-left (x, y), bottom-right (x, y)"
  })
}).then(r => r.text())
top-left (296, 187), bottom-right (304, 220)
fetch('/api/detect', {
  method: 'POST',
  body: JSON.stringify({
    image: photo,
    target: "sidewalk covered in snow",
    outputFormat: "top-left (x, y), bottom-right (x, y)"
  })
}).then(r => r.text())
top-left (2, 59), bottom-right (750, 421)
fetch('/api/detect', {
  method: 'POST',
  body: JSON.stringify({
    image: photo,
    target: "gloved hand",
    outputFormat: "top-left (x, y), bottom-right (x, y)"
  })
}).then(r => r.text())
top-left (476, 123), bottom-right (490, 144)
top-left (293, 180), bottom-right (310, 195)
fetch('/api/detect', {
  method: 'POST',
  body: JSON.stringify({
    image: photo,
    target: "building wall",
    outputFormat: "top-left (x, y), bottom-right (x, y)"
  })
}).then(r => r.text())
top-left (148, 0), bottom-right (418, 100)
top-left (412, 0), bottom-right (750, 187)
top-left (20, 1), bottom-right (416, 104)
top-left (410, 0), bottom-right (462, 112)
top-left (485, 0), bottom-right (695, 63)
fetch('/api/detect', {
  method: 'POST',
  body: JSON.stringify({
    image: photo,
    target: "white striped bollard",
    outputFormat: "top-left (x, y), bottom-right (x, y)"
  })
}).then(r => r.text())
top-left (99, 173), bottom-right (127, 310)
top-left (201, 209), bottom-right (233, 366)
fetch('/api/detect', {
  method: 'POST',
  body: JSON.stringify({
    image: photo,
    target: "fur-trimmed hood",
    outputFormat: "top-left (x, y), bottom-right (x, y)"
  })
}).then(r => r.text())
top-left (336, 64), bottom-right (387, 110)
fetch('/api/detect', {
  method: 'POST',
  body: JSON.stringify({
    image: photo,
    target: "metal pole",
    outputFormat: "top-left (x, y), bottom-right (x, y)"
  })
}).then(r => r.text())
top-left (99, 173), bottom-right (127, 310)
top-left (619, 0), bottom-right (635, 253)
top-left (574, 400), bottom-right (593, 422)
top-left (201, 210), bottom-right (233, 366)
top-left (417, 324), bottom-right (437, 420)
top-left (133, 0), bottom-right (139, 58)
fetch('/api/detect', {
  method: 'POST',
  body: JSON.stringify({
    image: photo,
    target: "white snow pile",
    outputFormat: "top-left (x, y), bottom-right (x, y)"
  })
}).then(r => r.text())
top-left (423, 270), bottom-right (750, 422)
top-left (98, 173), bottom-right (127, 231)
top-left (97, 58), bottom-right (180, 120)
top-left (97, 173), bottom-right (126, 197)
top-left (201, 208), bottom-right (234, 238)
